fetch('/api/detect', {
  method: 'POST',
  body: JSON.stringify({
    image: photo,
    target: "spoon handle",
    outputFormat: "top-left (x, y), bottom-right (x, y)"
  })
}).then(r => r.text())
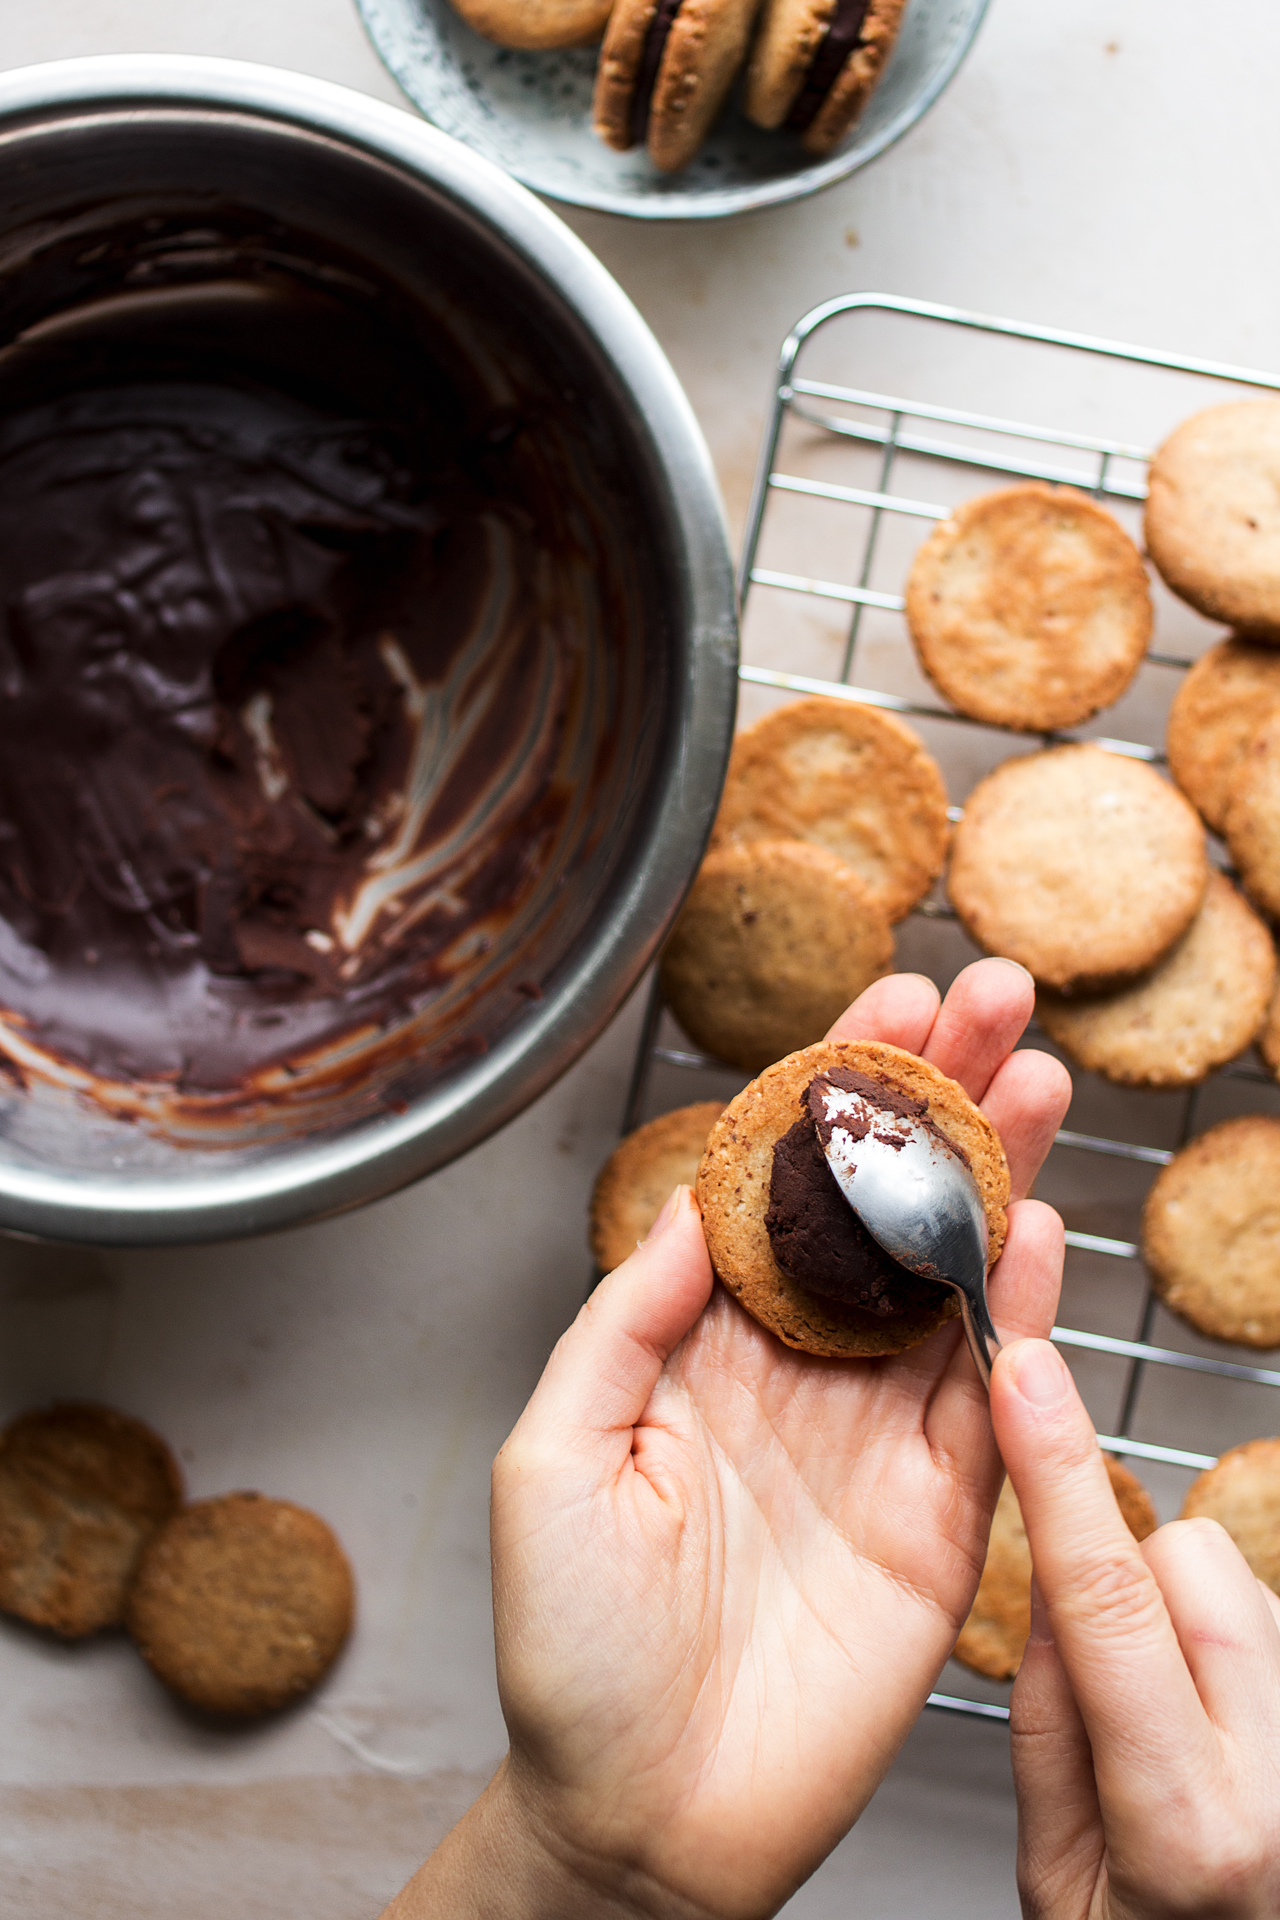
top-left (957, 1286), bottom-right (1001, 1391)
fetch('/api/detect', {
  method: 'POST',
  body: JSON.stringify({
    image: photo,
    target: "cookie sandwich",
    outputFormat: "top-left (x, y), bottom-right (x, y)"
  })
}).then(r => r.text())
top-left (955, 1458), bottom-right (1156, 1681)
top-left (594, 0), bottom-right (764, 172)
top-left (697, 1039), bottom-right (1009, 1358)
top-left (448, 0), bottom-right (615, 46)
top-left (744, 0), bottom-right (905, 154)
top-left (591, 1101), bottom-right (724, 1272)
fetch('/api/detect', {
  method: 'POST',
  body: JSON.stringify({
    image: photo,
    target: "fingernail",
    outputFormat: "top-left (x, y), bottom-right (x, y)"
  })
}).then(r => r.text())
top-left (992, 955), bottom-right (1034, 981)
top-left (1027, 1576), bottom-right (1053, 1647)
top-left (1009, 1339), bottom-right (1070, 1409)
top-left (642, 1186), bottom-right (684, 1245)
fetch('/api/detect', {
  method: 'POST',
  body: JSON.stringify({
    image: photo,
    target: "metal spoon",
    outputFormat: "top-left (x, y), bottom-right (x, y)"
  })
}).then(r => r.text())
top-left (813, 1079), bottom-right (1001, 1389)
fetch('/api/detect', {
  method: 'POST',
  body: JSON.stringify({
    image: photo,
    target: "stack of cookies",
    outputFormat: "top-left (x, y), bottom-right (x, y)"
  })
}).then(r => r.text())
top-left (447, 0), bottom-right (907, 172)
top-left (0, 1401), bottom-right (353, 1717)
top-left (659, 695), bottom-right (950, 1072)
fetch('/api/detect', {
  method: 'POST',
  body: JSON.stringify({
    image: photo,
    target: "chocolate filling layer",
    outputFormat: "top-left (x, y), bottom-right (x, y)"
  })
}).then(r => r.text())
top-left (764, 1069), bottom-right (953, 1316)
top-left (786, 0), bottom-right (873, 133)
top-left (630, 0), bottom-right (685, 148)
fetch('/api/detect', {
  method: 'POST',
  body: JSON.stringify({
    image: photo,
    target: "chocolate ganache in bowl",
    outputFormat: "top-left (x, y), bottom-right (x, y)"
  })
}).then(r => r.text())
top-left (0, 58), bottom-right (737, 1242)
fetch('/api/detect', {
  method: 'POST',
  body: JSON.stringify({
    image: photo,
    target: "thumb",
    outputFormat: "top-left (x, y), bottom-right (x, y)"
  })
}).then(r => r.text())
top-left (503, 1186), bottom-right (712, 1477)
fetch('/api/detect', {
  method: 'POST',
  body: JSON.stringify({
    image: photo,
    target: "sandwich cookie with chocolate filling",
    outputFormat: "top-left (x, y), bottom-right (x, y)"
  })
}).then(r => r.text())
top-left (697, 1039), bottom-right (1009, 1358)
top-left (744, 0), bottom-right (905, 154)
top-left (594, 0), bottom-right (765, 172)
top-left (448, 0), bottom-right (614, 46)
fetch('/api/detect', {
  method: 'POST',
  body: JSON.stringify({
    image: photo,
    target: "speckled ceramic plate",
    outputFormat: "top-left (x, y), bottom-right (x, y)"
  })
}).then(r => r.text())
top-left (354, 0), bottom-right (990, 219)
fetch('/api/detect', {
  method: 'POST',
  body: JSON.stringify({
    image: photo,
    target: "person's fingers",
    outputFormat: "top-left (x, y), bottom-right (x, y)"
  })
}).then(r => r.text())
top-left (991, 1338), bottom-right (1213, 1791)
top-left (502, 1187), bottom-right (712, 1475)
top-left (921, 958), bottom-right (1035, 1101)
top-left (980, 1049), bottom-right (1073, 1201)
top-left (1141, 1518), bottom-right (1280, 1738)
top-left (1010, 1578), bottom-right (1105, 1918)
top-left (924, 1201), bottom-right (1064, 1473)
top-left (824, 972), bottom-right (941, 1052)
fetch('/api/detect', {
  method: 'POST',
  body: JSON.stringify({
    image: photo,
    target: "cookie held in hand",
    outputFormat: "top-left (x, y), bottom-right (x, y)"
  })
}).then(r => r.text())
top-left (128, 1493), bottom-right (354, 1716)
top-left (1145, 400), bottom-right (1280, 639)
top-left (948, 744), bottom-right (1207, 992)
top-left (905, 484), bottom-right (1152, 733)
top-left (711, 696), bottom-right (950, 923)
top-left (743, 0), bottom-right (906, 155)
top-left (590, 1101), bottom-right (724, 1272)
top-left (697, 1039), bottom-right (1009, 1358)
top-left (659, 837), bottom-right (893, 1073)
top-left (954, 1459), bottom-right (1156, 1681)
top-left (0, 1403), bottom-right (183, 1638)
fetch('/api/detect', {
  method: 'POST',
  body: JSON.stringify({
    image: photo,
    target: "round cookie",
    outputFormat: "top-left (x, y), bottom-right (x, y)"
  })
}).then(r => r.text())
top-left (1036, 873), bottom-right (1276, 1088)
top-left (696, 1039), bottom-right (1009, 1359)
top-left (659, 838), bottom-right (893, 1073)
top-left (594, 0), bottom-right (762, 172)
top-left (743, 0), bottom-right (906, 156)
top-left (1145, 400), bottom-right (1280, 639)
top-left (948, 744), bottom-right (1208, 992)
top-left (0, 1403), bottom-right (182, 1639)
top-left (955, 1457), bottom-right (1156, 1681)
top-left (1224, 709), bottom-right (1280, 919)
top-left (590, 1101), bottom-right (724, 1272)
top-left (1260, 978), bottom-right (1280, 1079)
top-left (448, 0), bottom-right (613, 45)
top-left (904, 484), bottom-right (1153, 733)
top-left (1181, 1438), bottom-right (1280, 1593)
top-left (711, 697), bottom-right (950, 923)
top-left (128, 1493), bottom-right (353, 1716)
top-left (1142, 1116), bottom-right (1280, 1349)
top-left (1166, 637), bottom-right (1280, 833)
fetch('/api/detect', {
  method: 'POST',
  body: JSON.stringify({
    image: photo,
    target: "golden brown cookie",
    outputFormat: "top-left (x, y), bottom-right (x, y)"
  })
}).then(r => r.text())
top-left (450, 0), bottom-right (613, 47)
top-left (594, 0), bottom-right (763, 172)
top-left (0, 1403), bottom-right (182, 1639)
top-left (1036, 873), bottom-right (1275, 1088)
top-left (743, 0), bottom-right (906, 157)
top-left (947, 744), bottom-right (1208, 991)
top-left (1145, 401), bottom-right (1280, 639)
top-left (711, 697), bottom-right (950, 923)
top-left (1142, 1116), bottom-right (1280, 1348)
top-left (590, 1101), bottom-right (724, 1272)
top-left (1166, 638), bottom-right (1280, 833)
top-left (659, 838), bottom-right (893, 1072)
top-left (1260, 979), bottom-right (1280, 1078)
top-left (1181, 1438), bottom-right (1280, 1592)
top-left (905, 484), bottom-right (1152, 733)
top-left (696, 1039), bottom-right (1009, 1358)
top-left (127, 1493), bottom-right (354, 1716)
top-left (1224, 710), bottom-right (1280, 919)
top-left (955, 1457), bottom-right (1156, 1680)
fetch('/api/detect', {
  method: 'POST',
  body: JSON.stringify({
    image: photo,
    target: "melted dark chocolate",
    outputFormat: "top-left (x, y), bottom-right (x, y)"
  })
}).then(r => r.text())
top-left (630, 0), bottom-right (685, 148)
top-left (786, 0), bottom-right (873, 133)
top-left (764, 1071), bottom-right (952, 1316)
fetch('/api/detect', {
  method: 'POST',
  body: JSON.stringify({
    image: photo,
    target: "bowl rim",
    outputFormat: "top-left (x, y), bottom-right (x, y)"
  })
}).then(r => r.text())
top-left (353, 0), bottom-right (992, 221)
top-left (0, 54), bottom-right (740, 1246)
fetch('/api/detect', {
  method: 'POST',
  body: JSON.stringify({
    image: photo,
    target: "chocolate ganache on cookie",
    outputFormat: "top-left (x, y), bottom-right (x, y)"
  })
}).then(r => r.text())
top-left (765, 1068), bottom-right (953, 1315)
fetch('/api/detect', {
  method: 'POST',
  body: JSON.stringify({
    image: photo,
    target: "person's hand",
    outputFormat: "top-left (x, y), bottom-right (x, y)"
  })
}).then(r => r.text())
top-left (992, 1339), bottom-right (1280, 1920)
top-left (386, 959), bottom-right (1071, 1920)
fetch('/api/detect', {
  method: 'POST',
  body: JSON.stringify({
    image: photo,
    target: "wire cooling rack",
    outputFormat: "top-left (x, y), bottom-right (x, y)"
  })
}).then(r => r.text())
top-left (620, 293), bottom-right (1280, 1723)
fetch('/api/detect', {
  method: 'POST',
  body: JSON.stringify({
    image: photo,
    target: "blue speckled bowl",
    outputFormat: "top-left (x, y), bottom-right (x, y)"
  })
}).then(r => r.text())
top-left (355, 0), bottom-right (990, 220)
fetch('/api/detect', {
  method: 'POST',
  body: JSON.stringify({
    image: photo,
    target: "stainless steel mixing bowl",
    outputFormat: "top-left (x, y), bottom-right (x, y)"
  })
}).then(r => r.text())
top-left (0, 55), bottom-right (738, 1245)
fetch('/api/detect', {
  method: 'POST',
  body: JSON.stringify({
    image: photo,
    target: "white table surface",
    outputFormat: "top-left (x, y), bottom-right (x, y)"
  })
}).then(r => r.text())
top-left (2, 2), bottom-right (1279, 1912)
